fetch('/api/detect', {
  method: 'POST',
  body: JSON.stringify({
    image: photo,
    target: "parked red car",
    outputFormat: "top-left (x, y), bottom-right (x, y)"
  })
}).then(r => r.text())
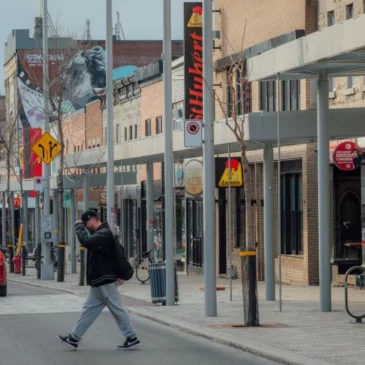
top-left (0, 249), bottom-right (7, 296)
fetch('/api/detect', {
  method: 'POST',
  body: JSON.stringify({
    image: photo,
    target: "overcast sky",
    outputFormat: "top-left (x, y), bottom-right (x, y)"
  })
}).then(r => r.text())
top-left (0, 0), bottom-right (194, 94)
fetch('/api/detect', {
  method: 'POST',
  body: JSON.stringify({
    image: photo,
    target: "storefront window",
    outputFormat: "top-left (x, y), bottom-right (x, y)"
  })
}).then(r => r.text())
top-left (281, 172), bottom-right (303, 255)
top-left (175, 198), bottom-right (186, 263)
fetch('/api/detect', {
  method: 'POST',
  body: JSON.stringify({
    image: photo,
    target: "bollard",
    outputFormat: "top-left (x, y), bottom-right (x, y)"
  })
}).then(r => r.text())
top-left (36, 243), bottom-right (42, 280)
top-left (57, 243), bottom-right (65, 282)
top-left (22, 245), bottom-right (27, 276)
top-left (79, 246), bottom-right (85, 286)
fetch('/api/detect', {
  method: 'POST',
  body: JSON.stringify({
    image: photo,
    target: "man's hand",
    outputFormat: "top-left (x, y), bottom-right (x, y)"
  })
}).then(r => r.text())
top-left (117, 279), bottom-right (124, 286)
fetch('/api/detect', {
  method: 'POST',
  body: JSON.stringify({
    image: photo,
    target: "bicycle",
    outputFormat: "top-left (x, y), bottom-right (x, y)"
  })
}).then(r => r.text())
top-left (33, 244), bottom-right (58, 272)
top-left (132, 243), bottom-right (163, 284)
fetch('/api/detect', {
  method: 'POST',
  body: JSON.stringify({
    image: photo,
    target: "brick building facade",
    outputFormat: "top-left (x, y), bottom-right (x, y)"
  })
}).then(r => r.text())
top-left (317, 0), bottom-right (365, 283)
top-left (211, 0), bottom-right (321, 283)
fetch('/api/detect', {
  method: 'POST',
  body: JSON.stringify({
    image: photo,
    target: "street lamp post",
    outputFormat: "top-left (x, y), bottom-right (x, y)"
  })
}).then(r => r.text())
top-left (106, 0), bottom-right (114, 230)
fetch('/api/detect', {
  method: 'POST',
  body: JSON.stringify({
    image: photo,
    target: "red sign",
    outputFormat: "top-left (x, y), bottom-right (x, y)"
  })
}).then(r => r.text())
top-left (329, 139), bottom-right (356, 163)
top-left (333, 141), bottom-right (363, 171)
top-left (184, 2), bottom-right (203, 121)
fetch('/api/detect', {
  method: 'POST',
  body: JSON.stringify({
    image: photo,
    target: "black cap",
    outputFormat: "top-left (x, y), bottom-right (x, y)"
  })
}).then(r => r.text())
top-left (81, 210), bottom-right (98, 224)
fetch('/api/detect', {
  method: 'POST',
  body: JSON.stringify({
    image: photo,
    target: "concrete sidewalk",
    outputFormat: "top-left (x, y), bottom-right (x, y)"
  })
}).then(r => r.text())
top-left (7, 268), bottom-right (365, 365)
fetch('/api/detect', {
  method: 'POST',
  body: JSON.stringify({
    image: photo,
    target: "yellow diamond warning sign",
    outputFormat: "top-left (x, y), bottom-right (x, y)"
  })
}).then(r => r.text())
top-left (187, 5), bottom-right (203, 27)
top-left (31, 132), bottom-right (62, 165)
top-left (218, 158), bottom-right (243, 188)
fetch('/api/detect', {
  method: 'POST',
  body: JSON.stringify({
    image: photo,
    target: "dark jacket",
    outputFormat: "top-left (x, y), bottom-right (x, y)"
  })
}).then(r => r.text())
top-left (75, 222), bottom-right (117, 287)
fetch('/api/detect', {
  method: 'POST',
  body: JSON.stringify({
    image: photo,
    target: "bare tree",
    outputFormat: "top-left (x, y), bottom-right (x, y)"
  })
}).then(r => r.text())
top-left (0, 106), bottom-right (22, 268)
top-left (212, 27), bottom-right (259, 325)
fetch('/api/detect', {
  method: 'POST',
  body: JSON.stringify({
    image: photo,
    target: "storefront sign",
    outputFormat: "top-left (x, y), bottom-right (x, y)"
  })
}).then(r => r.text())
top-left (98, 191), bottom-right (107, 206)
top-left (215, 157), bottom-right (243, 188)
top-left (184, 2), bottom-right (203, 121)
top-left (14, 197), bottom-right (20, 208)
top-left (63, 191), bottom-right (71, 208)
top-left (184, 159), bottom-right (203, 197)
top-left (333, 141), bottom-right (363, 171)
top-left (329, 139), bottom-right (356, 163)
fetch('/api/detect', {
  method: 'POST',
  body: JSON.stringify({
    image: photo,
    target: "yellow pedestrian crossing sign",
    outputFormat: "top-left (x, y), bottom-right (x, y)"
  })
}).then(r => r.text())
top-left (218, 158), bottom-right (243, 188)
top-left (31, 132), bottom-right (62, 165)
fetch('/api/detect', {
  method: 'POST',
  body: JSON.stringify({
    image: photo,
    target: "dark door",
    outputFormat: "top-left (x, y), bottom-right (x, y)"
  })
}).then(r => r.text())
top-left (186, 200), bottom-right (204, 267)
top-left (218, 188), bottom-right (227, 274)
top-left (141, 201), bottom-right (147, 253)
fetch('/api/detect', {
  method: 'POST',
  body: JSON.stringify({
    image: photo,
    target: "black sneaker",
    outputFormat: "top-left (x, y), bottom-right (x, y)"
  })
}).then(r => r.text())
top-left (58, 334), bottom-right (79, 350)
top-left (117, 337), bottom-right (141, 350)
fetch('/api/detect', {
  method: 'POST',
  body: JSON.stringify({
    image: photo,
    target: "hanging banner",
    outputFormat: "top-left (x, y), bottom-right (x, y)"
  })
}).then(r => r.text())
top-left (184, 2), bottom-right (203, 121)
top-left (333, 141), bottom-right (364, 171)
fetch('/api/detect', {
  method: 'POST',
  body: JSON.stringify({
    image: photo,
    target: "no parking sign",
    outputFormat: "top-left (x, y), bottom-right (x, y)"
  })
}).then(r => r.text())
top-left (184, 120), bottom-right (202, 147)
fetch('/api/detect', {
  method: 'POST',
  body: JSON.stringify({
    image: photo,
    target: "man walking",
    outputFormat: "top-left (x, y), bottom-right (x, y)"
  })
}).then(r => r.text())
top-left (58, 210), bottom-right (140, 350)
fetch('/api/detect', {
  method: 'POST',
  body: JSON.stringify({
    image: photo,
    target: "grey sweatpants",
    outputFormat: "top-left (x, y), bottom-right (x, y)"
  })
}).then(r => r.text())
top-left (71, 282), bottom-right (136, 341)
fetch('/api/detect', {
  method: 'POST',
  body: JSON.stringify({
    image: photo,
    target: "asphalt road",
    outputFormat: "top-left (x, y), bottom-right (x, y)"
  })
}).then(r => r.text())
top-left (0, 282), bottom-right (279, 365)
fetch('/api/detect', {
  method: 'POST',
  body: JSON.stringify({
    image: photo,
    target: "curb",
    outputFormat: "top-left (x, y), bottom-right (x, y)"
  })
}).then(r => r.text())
top-left (8, 276), bottom-right (334, 365)
top-left (126, 307), bottom-right (334, 365)
top-left (7, 277), bottom-right (84, 297)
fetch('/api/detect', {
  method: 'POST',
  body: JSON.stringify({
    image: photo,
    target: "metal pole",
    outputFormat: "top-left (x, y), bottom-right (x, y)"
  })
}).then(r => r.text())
top-left (9, 192), bottom-right (15, 273)
top-left (106, 0), bottom-right (114, 231)
top-left (82, 172), bottom-right (89, 283)
top-left (83, 172), bottom-right (89, 211)
top-left (35, 193), bottom-right (40, 254)
top-left (146, 161), bottom-right (154, 251)
top-left (41, 0), bottom-right (53, 279)
top-left (318, 74), bottom-right (331, 312)
top-left (173, 162), bottom-right (177, 260)
top-left (163, 0), bottom-right (175, 306)
top-left (120, 163), bottom-right (125, 247)
top-left (54, 189), bottom-right (64, 282)
top-left (228, 144), bottom-right (232, 302)
top-left (277, 73), bottom-right (282, 312)
top-left (71, 189), bottom-right (76, 274)
top-left (264, 142), bottom-right (275, 301)
top-left (23, 192), bottom-right (29, 250)
top-left (203, 0), bottom-right (217, 317)
top-left (2, 192), bottom-right (5, 250)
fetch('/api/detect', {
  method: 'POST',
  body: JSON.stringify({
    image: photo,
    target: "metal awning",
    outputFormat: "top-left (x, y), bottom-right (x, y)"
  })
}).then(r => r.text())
top-left (247, 14), bottom-right (365, 81)
top-left (0, 171), bottom-right (137, 193)
top-left (62, 108), bottom-right (365, 169)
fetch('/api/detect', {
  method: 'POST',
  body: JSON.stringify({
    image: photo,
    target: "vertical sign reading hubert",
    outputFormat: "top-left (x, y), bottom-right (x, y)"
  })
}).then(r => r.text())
top-left (184, 2), bottom-right (203, 121)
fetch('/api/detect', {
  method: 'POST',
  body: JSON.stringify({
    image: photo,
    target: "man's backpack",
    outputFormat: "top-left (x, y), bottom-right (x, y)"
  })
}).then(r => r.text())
top-left (112, 235), bottom-right (134, 281)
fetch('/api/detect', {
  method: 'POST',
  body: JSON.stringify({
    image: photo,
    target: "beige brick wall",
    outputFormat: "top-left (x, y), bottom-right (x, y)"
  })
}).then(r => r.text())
top-left (85, 100), bottom-right (103, 149)
top-left (139, 80), bottom-right (164, 182)
top-left (218, 143), bottom-right (318, 285)
top-left (214, 0), bottom-right (318, 120)
top-left (319, 0), bottom-right (365, 108)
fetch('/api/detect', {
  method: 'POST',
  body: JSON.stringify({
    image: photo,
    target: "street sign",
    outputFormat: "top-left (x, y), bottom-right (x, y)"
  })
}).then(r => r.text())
top-left (31, 132), bottom-right (62, 165)
top-left (34, 176), bottom-right (44, 192)
top-left (184, 119), bottom-right (202, 147)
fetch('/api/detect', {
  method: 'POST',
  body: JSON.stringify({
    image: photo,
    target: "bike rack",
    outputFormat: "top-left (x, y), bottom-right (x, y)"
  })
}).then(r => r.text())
top-left (344, 266), bottom-right (365, 323)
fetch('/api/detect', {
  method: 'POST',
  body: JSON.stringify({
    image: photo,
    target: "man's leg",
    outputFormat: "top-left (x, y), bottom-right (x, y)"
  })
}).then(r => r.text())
top-left (99, 282), bottom-right (139, 347)
top-left (71, 286), bottom-right (105, 341)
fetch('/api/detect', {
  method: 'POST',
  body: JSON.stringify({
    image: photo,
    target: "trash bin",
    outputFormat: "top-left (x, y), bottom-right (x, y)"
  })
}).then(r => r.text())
top-left (149, 262), bottom-right (179, 305)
